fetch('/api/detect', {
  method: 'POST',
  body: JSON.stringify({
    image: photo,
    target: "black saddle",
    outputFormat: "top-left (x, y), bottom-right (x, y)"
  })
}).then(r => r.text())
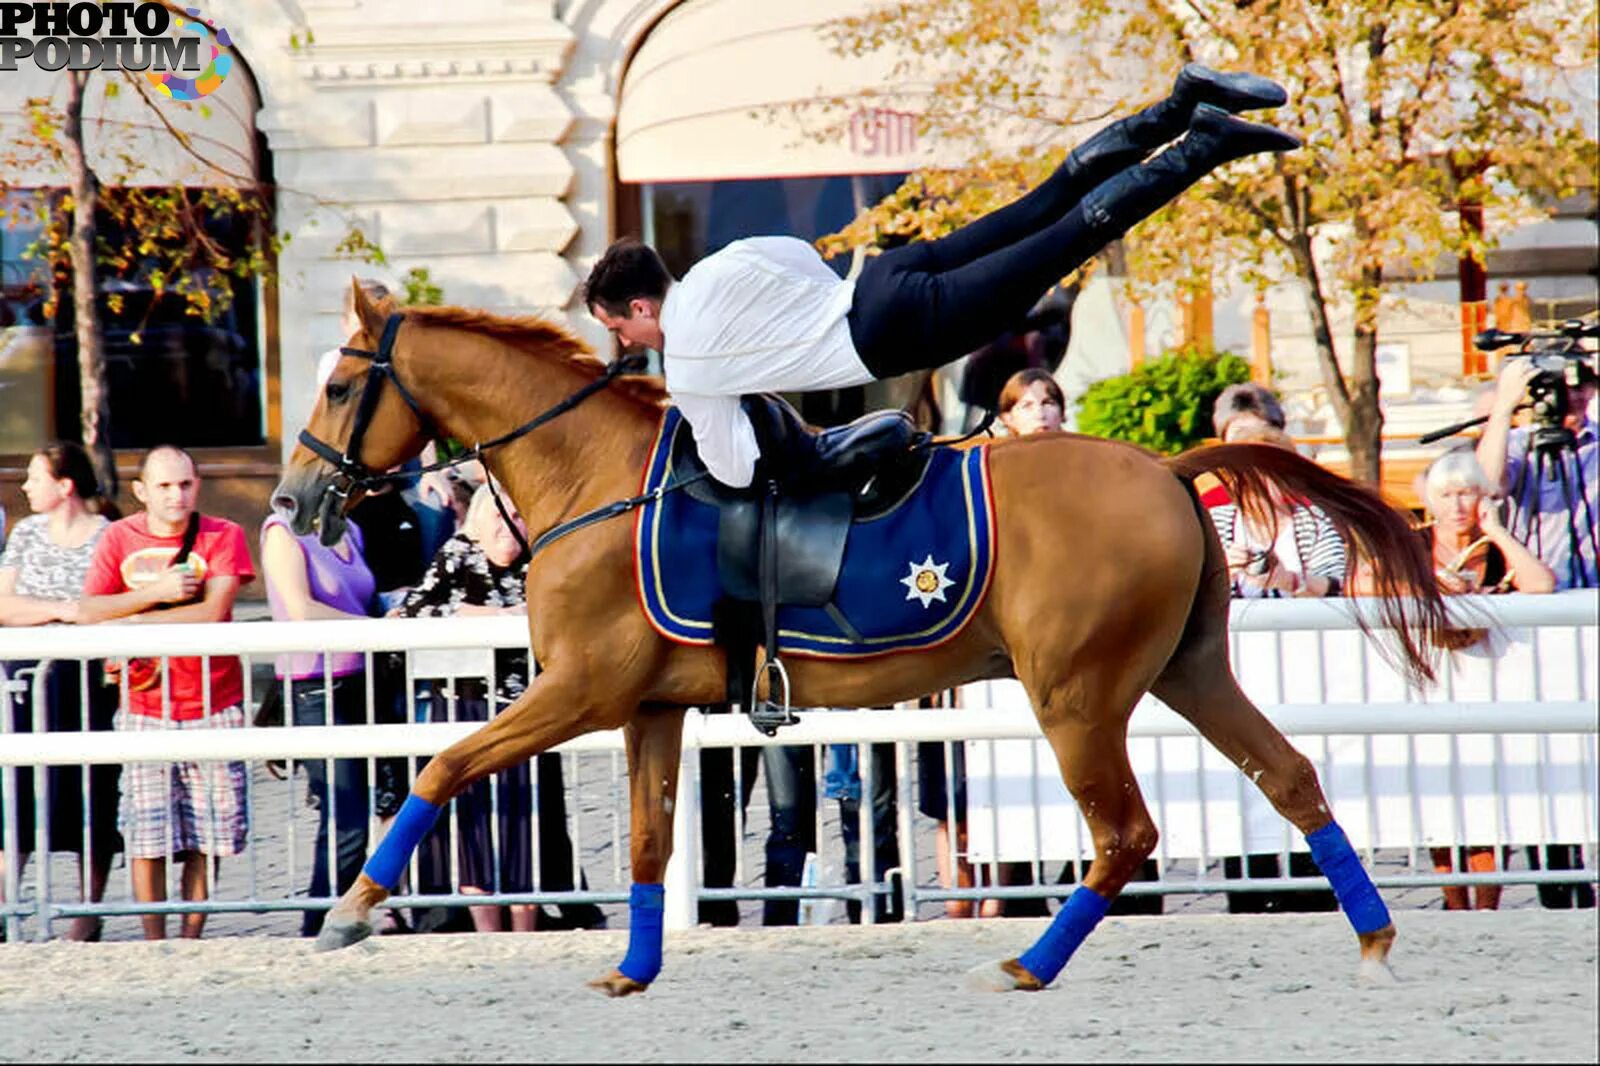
top-left (670, 394), bottom-right (932, 733)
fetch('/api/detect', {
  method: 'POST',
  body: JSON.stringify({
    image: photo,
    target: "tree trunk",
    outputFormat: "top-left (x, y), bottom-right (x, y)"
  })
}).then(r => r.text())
top-left (1346, 264), bottom-right (1386, 487)
top-left (1286, 211), bottom-right (1384, 487)
top-left (62, 71), bottom-right (115, 498)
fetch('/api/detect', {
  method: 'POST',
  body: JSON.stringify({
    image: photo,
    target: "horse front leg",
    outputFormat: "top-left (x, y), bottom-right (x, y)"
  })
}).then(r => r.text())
top-left (315, 669), bottom-right (623, 952)
top-left (588, 703), bottom-right (686, 998)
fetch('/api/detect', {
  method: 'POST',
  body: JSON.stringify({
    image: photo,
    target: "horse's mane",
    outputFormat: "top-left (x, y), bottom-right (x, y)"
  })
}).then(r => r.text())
top-left (399, 302), bottom-right (669, 410)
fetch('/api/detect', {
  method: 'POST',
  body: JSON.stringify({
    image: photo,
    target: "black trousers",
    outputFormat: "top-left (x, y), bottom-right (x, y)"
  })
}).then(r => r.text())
top-left (698, 713), bottom-right (761, 928)
top-left (848, 149), bottom-right (1132, 379)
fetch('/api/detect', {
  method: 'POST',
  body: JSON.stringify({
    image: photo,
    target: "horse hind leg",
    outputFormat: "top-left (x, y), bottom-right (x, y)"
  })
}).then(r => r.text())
top-left (588, 703), bottom-right (686, 998)
top-left (1150, 599), bottom-right (1398, 981)
top-left (971, 668), bottom-right (1165, 993)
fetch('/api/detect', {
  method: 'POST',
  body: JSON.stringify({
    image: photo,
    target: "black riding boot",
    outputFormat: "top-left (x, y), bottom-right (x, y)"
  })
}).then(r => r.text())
top-left (1076, 103), bottom-right (1300, 241)
top-left (1063, 64), bottom-right (1288, 186)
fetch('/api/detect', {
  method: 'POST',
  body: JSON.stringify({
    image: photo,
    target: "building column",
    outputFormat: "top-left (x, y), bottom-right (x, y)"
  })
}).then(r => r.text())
top-left (258, 2), bottom-right (581, 461)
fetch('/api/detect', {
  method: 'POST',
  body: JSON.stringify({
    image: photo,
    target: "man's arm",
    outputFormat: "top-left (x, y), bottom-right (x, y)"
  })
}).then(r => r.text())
top-left (78, 568), bottom-right (200, 624)
top-left (1477, 360), bottom-right (1537, 492)
top-left (673, 392), bottom-right (760, 489)
top-left (143, 575), bottom-right (242, 624)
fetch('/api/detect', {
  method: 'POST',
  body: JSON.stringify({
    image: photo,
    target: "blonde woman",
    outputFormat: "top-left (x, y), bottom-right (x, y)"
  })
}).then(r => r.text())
top-left (1372, 448), bottom-right (1555, 910)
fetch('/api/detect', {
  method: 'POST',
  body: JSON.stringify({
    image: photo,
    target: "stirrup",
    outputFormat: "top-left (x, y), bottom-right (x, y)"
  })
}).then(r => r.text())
top-left (749, 657), bottom-right (797, 736)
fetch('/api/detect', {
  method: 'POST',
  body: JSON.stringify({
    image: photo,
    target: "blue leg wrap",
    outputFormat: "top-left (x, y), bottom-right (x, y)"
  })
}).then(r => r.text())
top-left (1016, 887), bottom-right (1110, 986)
top-left (1307, 821), bottom-right (1391, 935)
top-left (363, 793), bottom-right (441, 890)
top-left (617, 883), bottom-right (666, 984)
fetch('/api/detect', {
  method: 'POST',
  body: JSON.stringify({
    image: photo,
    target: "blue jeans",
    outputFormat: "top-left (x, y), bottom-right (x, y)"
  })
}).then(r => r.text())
top-left (291, 676), bottom-right (372, 937)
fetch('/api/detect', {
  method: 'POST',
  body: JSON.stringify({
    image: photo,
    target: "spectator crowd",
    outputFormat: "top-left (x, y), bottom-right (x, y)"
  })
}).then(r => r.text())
top-left (1, 346), bottom-right (1595, 940)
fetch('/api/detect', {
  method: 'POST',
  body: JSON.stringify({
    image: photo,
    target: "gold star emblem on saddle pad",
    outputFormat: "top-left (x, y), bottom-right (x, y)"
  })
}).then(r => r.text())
top-left (900, 554), bottom-right (955, 608)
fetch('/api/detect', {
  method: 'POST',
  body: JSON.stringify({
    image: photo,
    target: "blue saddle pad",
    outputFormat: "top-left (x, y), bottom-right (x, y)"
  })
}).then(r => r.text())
top-left (633, 409), bottom-right (996, 658)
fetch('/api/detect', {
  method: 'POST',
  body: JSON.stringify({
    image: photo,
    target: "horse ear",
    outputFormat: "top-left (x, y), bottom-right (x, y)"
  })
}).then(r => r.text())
top-left (350, 276), bottom-right (388, 338)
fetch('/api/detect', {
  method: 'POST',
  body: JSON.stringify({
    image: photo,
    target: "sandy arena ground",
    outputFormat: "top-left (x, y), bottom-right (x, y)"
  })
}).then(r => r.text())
top-left (0, 909), bottom-right (1594, 1063)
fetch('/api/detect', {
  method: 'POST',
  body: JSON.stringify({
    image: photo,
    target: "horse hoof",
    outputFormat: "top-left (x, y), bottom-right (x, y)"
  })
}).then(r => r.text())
top-left (964, 957), bottom-right (1046, 993)
top-left (1357, 956), bottom-right (1399, 985)
top-left (587, 970), bottom-right (649, 998)
top-left (1355, 921), bottom-right (1398, 984)
top-left (315, 917), bottom-right (373, 953)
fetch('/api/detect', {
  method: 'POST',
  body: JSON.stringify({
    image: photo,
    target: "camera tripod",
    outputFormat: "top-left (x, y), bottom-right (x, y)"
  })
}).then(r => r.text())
top-left (1506, 422), bottom-right (1598, 590)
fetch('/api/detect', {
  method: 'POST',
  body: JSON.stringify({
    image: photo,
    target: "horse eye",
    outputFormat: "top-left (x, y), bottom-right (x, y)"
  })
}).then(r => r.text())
top-left (325, 381), bottom-right (351, 404)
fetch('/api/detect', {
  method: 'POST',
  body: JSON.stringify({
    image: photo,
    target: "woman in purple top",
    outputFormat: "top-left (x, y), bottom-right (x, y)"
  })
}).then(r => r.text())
top-left (261, 514), bottom-right (394, 936)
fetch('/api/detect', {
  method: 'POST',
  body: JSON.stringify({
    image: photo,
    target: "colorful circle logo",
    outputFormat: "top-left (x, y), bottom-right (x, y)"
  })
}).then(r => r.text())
top-left (146, 8), bottom-right (233, 101)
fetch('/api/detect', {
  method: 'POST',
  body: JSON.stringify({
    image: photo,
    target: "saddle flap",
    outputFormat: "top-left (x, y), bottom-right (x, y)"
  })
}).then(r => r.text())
top-left (718, 490), bottom-right (852, 607)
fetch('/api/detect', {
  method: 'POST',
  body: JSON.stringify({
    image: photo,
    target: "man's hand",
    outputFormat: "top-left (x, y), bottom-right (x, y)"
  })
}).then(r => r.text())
top-left (150, 566), bottom-right (202, 604)
top-left (1494, 360), bottom-right (1538, 417)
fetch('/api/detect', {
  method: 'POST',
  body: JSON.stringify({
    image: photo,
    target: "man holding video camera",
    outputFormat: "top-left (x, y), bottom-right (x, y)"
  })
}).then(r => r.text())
top-left (1476, 354), bottom-right (1598, 591)
top-left (1476, 350), bottom-right (1597, 911)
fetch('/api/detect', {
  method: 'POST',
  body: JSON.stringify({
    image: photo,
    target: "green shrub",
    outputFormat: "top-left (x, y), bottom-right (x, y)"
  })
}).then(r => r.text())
top-left (399, 266), bottom-right (444, 307)
top-left (1075, 346), bottom-right (1252, 455)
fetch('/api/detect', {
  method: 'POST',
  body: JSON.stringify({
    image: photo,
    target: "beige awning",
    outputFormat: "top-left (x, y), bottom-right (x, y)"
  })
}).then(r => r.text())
top-left (618, 0), bottom-right (961, 183)
top-left (0, 54), bottom-right (259, 188)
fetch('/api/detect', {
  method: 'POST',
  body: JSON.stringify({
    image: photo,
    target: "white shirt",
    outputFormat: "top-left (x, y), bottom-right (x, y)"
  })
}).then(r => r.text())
top-left (660, 236), bottom-right (875, 488)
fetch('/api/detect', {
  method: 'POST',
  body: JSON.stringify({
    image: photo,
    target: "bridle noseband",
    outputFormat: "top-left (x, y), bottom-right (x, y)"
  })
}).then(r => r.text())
top-left (296, 310), bottom-right (659, 557)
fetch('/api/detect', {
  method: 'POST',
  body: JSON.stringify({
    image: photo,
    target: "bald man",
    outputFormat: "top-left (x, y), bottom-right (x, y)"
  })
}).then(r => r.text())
top-left (79, 445), bottom-right (256, 940)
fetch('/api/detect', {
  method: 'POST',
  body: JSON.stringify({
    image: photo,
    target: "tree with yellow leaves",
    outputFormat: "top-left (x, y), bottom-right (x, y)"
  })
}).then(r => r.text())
top-left (812, 0), bottom-right (1597, 482)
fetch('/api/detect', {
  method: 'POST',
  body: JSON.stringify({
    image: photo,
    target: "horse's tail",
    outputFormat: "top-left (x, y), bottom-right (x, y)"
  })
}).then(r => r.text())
top-left (1163, 442), bottom-right (1447, 688)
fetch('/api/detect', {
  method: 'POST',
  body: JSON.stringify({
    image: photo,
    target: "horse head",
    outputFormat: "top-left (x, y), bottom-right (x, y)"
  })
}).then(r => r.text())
top-left (273, 277), bottom-right (434, 546)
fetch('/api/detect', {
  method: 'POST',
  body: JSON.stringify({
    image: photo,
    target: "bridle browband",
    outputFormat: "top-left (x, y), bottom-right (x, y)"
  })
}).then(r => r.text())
top-left (297, 311), bottom-right (667, 558)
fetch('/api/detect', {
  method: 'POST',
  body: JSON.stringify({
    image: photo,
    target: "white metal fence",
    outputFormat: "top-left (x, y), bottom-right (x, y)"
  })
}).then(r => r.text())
top-left (1, 594), bottom-right (1596, 941)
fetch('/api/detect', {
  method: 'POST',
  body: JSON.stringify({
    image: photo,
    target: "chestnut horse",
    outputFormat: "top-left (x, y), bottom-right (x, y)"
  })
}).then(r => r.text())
top-left (274, 282), bottom-right (1445, 995)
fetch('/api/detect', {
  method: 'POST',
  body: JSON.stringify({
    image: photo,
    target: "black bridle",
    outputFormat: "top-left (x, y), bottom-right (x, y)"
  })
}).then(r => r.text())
top-left (297, 311), bottom-right (668, 558)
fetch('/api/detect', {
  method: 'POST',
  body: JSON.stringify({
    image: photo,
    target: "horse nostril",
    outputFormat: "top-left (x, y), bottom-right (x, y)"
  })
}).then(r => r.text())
top-left (272, 493), bottom-right (300, 519)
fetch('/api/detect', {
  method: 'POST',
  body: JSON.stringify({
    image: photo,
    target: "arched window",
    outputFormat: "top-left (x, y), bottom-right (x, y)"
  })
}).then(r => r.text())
top-left (614, 0), bottom-right (937, 425)
top-left (0, 42), bottom-right (273, 458)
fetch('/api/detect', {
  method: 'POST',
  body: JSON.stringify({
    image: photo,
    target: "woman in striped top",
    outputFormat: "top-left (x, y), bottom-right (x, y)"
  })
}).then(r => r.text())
top-left (1208, 423), bottom-right (1346, 598)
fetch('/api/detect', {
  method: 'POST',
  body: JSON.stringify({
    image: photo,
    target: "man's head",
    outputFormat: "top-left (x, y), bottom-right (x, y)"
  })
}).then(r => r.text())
top-left (133, 445), bottom-right (199, 533)
top-left (582, 239), bottom-right (673, 352)
top-left (1213, 382), bottom-right (1287, 442)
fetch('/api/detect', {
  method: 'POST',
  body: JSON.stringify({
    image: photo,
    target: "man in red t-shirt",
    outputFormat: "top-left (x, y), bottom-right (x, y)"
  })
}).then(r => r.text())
top-left (79, 445), bottom-right (256, 940)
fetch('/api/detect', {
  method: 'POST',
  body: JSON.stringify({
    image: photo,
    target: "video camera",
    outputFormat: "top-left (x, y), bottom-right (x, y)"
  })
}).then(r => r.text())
top-left (1474, 318), bottom-right (1600, 435)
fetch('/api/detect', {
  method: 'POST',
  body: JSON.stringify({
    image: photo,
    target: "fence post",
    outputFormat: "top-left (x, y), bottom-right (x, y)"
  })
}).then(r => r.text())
top-left (1, 666), bottom-right (25, 943)
top-left (663, 709), bottom-right (702, 931)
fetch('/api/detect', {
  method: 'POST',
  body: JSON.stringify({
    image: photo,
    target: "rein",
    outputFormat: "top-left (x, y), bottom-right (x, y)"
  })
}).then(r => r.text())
top-left (297, 311), bottom-right (664, 558)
